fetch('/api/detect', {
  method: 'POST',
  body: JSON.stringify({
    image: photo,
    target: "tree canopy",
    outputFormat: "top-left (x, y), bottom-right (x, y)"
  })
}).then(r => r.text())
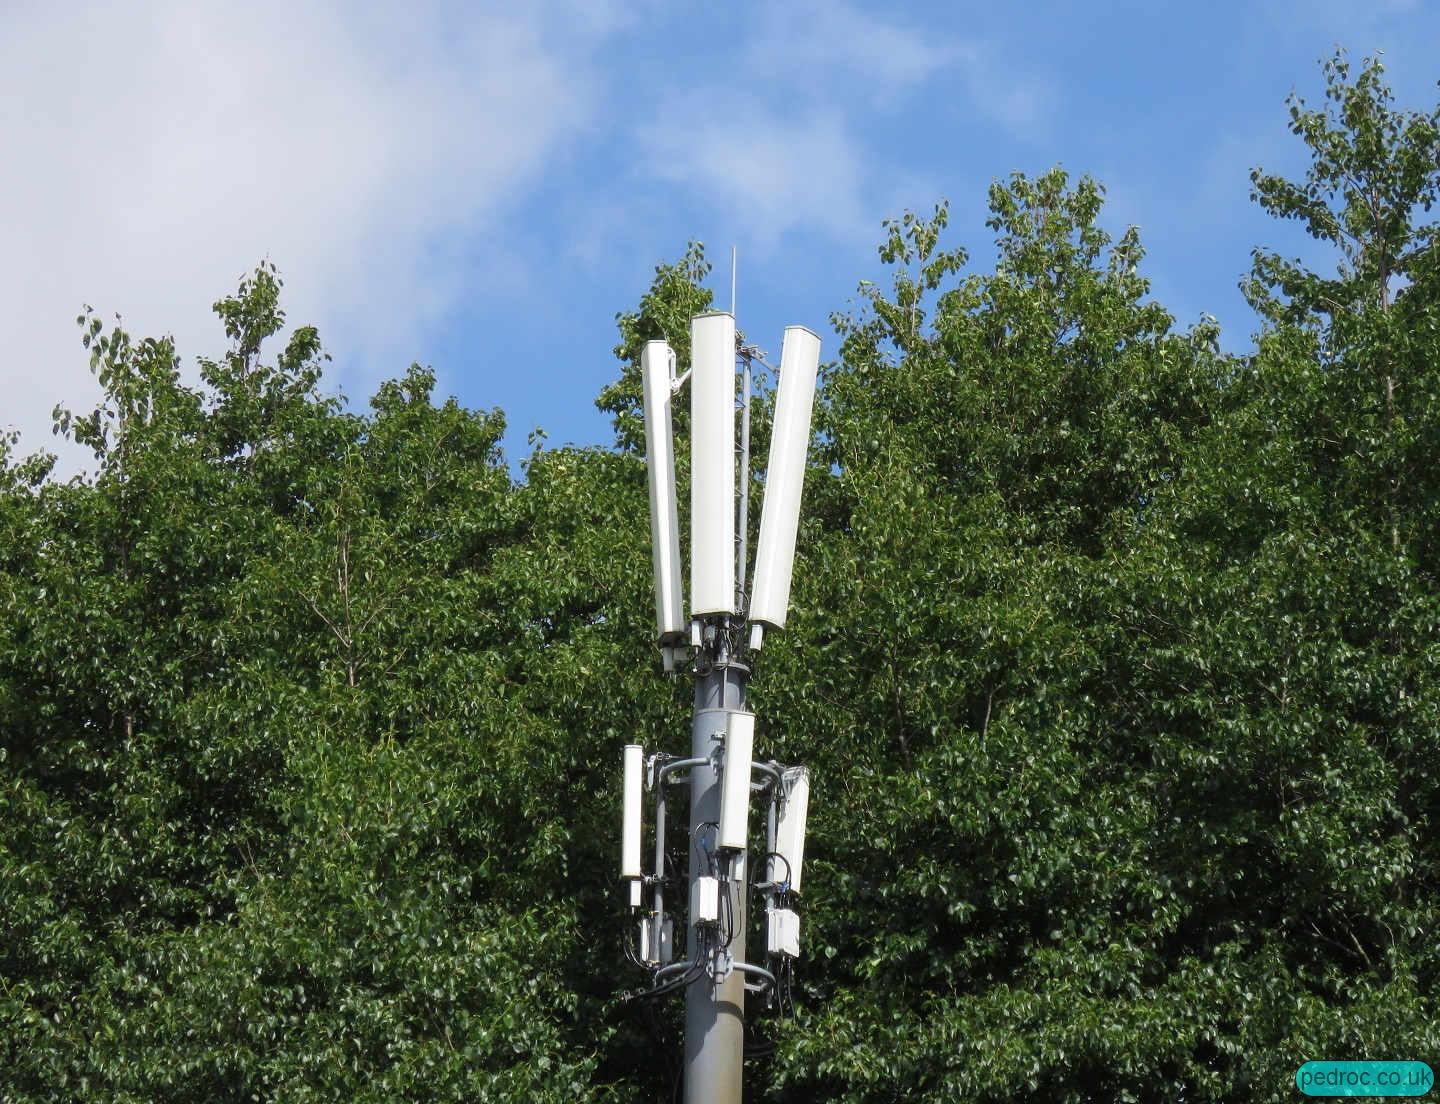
top-left (3, 51), bottom-right (1439, 1103)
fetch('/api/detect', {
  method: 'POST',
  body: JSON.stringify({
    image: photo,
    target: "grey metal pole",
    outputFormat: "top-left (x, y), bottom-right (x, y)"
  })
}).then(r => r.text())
top-left (736, 359), bottom-right (751, 616)
top-left (653, 771), bottom-right (666, 961)
top-left (684, 646), bottom-right (747, 1104)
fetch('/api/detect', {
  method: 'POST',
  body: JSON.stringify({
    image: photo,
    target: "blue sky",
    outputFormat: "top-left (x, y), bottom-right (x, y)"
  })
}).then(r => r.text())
top-left (4, 1), bottom-right (1439, 472)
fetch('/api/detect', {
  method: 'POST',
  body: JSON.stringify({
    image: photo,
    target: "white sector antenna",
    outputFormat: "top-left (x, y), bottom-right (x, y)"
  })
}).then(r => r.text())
top-left (640, 340), bottom-right (684, 645)
top-left (718, 710), bottom-right (755, 851)
top-left (749, 326), bottom-right (821, 636)
top-left (690, 312), bottom-right (737, 617)
top-left (774, 766), bottom-right (810, 894)
top-left (622, 744), bottom-right (644, 881)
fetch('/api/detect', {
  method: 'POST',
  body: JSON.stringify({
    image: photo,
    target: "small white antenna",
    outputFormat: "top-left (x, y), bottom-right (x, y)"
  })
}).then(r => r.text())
top-left (730, 246), bottom-right (738, 317)
top-left (718, 711), bottom-right (755, 851)
top-left (774, 766), bottom-right (810, 893)
top-left (641, 341), bottom-right (685, 658)
top-left (621, 744), bottom-right (644, 883)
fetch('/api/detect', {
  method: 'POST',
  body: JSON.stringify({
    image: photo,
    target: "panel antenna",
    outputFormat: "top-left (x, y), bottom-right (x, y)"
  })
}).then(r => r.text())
top-left (690, 312), bottom-right (737, 618)
top-left (748, 326), bottom-right (821, 646)
top-left (641, 340), bottom-right (685, 667)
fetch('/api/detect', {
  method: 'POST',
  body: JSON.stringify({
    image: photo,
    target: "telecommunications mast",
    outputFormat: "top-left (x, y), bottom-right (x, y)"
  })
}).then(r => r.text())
top-left (621, 289), bottom-right (820, 1104)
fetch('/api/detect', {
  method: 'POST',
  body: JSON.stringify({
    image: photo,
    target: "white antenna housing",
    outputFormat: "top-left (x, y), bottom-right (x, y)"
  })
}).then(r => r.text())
top-left (641, 341), bottom-right (685, 645)
top-left (766, 907), bottom-right (800, 958)
top-left (748, 326), bottom-right (821, 636)
top-left (690, 312), bottom-right (737, 617)
top-left (774, 766), bottom-right (810, 893)
top-left (622, 744), bottom-right (644, 881)
top-left (718, 710), bottom-right (754, 851)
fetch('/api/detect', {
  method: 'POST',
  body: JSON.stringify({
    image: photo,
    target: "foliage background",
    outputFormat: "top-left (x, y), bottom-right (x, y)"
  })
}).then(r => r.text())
top-left (3, 53), bottom-right (1439, 1102)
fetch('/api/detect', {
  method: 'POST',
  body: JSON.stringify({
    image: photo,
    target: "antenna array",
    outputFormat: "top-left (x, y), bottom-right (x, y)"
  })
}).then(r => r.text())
top-left (621, 303), bottom-right (821, 1104)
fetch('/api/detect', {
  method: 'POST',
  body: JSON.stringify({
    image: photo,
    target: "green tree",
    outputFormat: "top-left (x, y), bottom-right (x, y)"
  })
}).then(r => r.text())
top-left (752, 55), bottom-right (1440, 1103)
top-left (1, 273), bottom-right (613, 1101)
top-left (753, 171), bottom-right (1233, 1101)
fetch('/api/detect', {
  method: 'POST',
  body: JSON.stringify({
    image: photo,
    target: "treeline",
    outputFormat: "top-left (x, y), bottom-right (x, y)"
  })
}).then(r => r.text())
top-left (3, 53), bottom-right (1439, 1102)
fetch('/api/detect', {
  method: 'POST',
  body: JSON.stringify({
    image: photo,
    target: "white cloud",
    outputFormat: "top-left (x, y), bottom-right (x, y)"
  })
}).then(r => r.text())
top-left (634, 2), bottom-right (1049, 254)
top-left (0, 0), bottom-right (608, 472)
top-left (644, 100), bottom-right (871, 250)
top-left (744, 1), bottom-right (1050, 128)
top-left (958, 53), bottom-right (1052, 134)
top-left (744, 0), bottom-right (959, 103)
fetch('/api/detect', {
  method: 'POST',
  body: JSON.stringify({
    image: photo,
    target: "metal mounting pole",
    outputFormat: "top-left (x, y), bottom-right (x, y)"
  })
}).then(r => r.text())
top-left (653, 769), bottom-right (666, 961)
top-left (684, 644), bottom-right (747, 1104)
top-left (736, 357), bottom-right (751, 618)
